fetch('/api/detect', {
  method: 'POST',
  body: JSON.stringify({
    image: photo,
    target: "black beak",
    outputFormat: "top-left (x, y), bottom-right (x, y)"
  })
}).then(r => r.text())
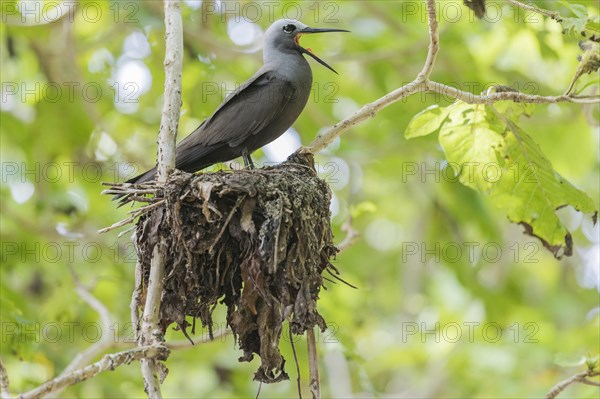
top-left (296, 27), bottom-right (349, 75)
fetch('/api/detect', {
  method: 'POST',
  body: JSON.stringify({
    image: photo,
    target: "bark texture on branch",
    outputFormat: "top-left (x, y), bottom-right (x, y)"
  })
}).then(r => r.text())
top-left (18, 346), bottom-right (169, 399)
top-left (138, 1), bottom-right (183, 397)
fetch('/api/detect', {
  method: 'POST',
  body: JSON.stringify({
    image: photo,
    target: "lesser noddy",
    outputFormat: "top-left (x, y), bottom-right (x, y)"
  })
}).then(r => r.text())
top-left (124, 19), bottom-right (347, 187)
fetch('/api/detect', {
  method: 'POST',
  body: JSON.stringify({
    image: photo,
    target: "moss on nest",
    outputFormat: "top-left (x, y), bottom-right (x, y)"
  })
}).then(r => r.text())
top-left (134, 152), bottom-right (339, 383)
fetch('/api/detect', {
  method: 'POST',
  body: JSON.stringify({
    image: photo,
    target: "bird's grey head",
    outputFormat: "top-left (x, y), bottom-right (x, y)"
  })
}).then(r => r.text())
top-left (263, 19), bottom-right (348, 74)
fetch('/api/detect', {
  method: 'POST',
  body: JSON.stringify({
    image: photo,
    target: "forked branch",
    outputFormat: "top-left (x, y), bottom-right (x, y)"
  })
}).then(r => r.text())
top-left (304, 0), bottom-right (599, 154)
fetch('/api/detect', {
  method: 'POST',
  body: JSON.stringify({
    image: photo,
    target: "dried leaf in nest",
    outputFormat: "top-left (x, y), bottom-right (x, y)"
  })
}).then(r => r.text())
top-left (134, 152), bottom-right (338, 383)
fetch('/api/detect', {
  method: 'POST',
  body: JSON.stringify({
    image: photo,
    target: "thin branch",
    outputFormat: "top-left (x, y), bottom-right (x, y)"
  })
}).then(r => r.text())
top-left (416, 0), bottom-right (439, 82)
top-left (139, 243), bottom-right (168, 398)
top-left (47, 268), bottom-right (116, 398)
top-left (303, 0), bottom-right (599, 154)
top-left (165, 328), bottom-right (230, 349)
top-left (17, 346), bottom-right (169, 399)
top-left (505, 0), bottom-right (563, 22)
top-left (117, 225), bottom-right (137, 239)
top-left (290, 325), bottom-right (303, 399)
top-left (108, 328), bottom-right (230, 351)
top-left (138, 0), bottom-right (183, 397)
top-left (131, 256), bottom-right (143, 343)
top-left (305, 81), bottom-right (599, 152)
top-left (0, 360), bottom-right (10, 399)
top-left (97, 215), bottom-right (138, 234)
top-left (546, 370), bottom-right (600, 399)
top-left (156, 0), bottom-right (183, 182)
top-left (303, 0), bottom-right (438, 153)
top-left (424, 81), bottom-right (599, 104)
top-left (580, 378), bottom-right (600, 387)
top-left (11, 259), bottom-right (215, 399)
top-left (98, 200), bottom-right (165, 234)
top-left (337, 217), bottom-right (359, 253)
top-left (307, 328), bottom-right (320, 399)
top-left (303, 81), bottom-right (423, 153)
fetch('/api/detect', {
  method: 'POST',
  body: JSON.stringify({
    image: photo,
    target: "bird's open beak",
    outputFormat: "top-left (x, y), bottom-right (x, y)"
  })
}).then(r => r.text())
top-left (295, 27), bottom-right (349, 75)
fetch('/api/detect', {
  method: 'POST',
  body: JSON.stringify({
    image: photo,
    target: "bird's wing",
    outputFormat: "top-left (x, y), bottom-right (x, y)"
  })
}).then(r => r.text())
top-left (187, 69), bottom-right (298, 147)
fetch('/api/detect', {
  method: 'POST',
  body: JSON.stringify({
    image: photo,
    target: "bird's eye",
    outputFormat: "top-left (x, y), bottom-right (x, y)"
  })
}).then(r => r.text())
top-left (282, 24), bottom-right (296, 34)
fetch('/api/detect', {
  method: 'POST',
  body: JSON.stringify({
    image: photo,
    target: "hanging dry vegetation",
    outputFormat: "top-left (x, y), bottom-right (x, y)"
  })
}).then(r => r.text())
top-left (119, 152), bottom-right (340, 383)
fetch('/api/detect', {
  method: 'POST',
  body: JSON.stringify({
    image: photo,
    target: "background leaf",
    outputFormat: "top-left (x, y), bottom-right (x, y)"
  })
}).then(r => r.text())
top-left (405, 105), bottom-right (448, 139)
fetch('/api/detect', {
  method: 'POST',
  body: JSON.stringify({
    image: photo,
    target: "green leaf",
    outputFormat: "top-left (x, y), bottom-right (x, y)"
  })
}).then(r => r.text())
top-left (559, 3), bottom-right (599, 37)
top-left (554, 353), bottom-right (599, 369)
top-left (436, 101), bottom-right (597, 258)
top-left (585, 14), bottom-right (600, 36)
top-left (570, 4), bottom-right (589, 19)
top-left (562, 17), bottom-right (587, 35)
top-left (492, 101), bottom-right (535, 122)
top-left (350, 201), bottom-right (377, 218)
top-left (489, 117), bottom-right (596, 257)
top-left (405, 105), bottom-right (449, 139)
top-left (586, 354), bottom-right (599, 371)
top-left (554, 353), bottom-right (587, 368)
top-left (438, 102), bottom-right (505, 192)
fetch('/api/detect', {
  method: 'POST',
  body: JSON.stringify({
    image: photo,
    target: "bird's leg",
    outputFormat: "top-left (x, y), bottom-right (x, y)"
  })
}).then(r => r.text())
top-left (242, 149), bottom-right (255, 170)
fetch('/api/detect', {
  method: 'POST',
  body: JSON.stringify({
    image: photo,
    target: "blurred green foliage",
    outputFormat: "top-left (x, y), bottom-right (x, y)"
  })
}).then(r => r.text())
top-left (1, 0), bottom-right (598, 398)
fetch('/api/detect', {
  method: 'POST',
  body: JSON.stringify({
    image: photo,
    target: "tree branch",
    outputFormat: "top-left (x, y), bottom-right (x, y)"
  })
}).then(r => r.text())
top-left (139, 247), bottom-right (168, 397)
top-left (303, 81), bottom-right (423, 153)
top-left (46, 268), bottom-right (116, 398)
top-left (505, 0), bottom-right (563, 22)
top-left (17, 346), bottom-right (169, 399)
top-left (424, 81), bottom-right (595, 104)
top-left (303, 0), bottom-right (440, 153)
top-left (165, 329), bottom-right (230, 349)
top-left (131, 256), bottom-right (143, 343)
top-left (307, 329), bottom-right (320, 399)
top-left (546, 370), bottom-right (600, 399)
top-left (138, 1), bottom-right (184, 397)
top-left (416, 0), bottom-right (439, 82)
top-left (156, 0), bottom-right (183, 182)
top-left (289, 325), bottom-right (303, 399)
top-left (337, 217), bottom-right (359, 253)
top-left (303, 0), bottom-right (599, 153)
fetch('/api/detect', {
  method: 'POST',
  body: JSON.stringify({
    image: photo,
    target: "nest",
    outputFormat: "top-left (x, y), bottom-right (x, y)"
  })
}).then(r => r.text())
top-left (131, 152), bottom-right (339, 383)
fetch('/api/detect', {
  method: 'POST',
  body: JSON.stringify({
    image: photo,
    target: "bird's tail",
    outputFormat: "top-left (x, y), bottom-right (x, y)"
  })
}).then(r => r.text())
top-left (112, 166), bottom-right (157, 206)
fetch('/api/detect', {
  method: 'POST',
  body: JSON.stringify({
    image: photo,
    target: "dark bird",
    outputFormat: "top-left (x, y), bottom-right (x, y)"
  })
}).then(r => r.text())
top-left (125, 19), bottom-right (347, 186)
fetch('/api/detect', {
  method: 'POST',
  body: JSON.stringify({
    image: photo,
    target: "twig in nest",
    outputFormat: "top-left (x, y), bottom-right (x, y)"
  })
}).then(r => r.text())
top-left (97, 215), bottom-right (138, 234)
top-left (97, 200), bottom-right (165, 234)
top-left (208, 195), bottom-right (246, 254)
